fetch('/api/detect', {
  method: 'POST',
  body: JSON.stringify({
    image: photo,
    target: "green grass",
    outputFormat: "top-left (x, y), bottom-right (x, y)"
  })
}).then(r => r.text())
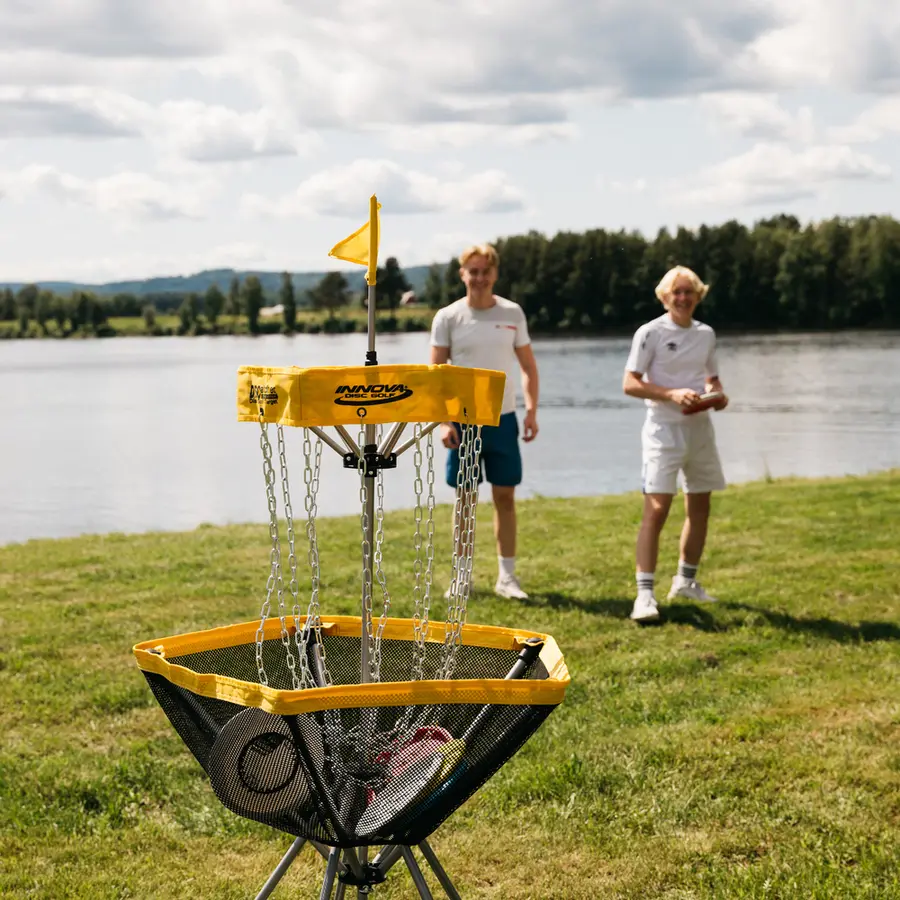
top-left (1, 471), bottom-right (899, 898)
top-left (1, 307), bottom-right (434, 339)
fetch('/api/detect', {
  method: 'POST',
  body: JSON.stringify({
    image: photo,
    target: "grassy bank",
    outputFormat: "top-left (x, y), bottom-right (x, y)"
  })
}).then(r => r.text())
top-left (0, 306), bottom-right (433, 340)
top-left (1, 471), bottom-right (899, 898)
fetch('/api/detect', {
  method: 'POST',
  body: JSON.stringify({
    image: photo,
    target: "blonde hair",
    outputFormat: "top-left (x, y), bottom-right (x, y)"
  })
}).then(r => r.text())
top-left (459, 243), bottom-right (499, 268)
top-left (655, 265), bottom-right (709, 301)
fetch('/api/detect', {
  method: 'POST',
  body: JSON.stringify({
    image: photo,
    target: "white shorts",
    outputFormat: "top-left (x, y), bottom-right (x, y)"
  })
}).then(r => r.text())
top-left (641, 414), bottom-right (726, 495)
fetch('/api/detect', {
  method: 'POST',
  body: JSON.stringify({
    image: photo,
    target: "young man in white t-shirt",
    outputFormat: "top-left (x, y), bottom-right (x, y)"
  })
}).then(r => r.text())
top-left (429, 243), bottom-right (539, 599)
top-left (623, 265), bottom-right (729, 623)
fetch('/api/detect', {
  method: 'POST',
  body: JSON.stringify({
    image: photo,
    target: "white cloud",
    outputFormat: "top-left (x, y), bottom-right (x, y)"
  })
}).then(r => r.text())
top-left (379, 121), bottom-right (578, 152)
top-left (0, 88), bottom-right (319, 164)
top-left (748, 0), bottom-right (900, 90)
top-left (1, 165), bottom-right (211, 220)
top-left (0, 86), bottom-right (144, 138)
top-left (3, 242), bottom-right (273, 284)
top-left (0, 1), bottom-right (226, 58)
top-left (829, 97), bottom-right (900, 144)
top-left (244, 159), bottom-right (528, 218)
top-left (675, 142), bottom-right (892, 207)
top-left (155, 102), bottom-right (320, 163)
top-left (700, 92), bottom-right (816, 142)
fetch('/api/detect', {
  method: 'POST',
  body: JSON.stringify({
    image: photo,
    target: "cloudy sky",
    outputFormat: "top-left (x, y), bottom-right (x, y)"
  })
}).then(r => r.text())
top-left (1, 0), bottom-right (899, 283)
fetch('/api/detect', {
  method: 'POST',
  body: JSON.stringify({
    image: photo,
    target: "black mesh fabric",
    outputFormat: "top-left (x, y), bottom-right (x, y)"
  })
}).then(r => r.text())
top-left (143, 634), bottom-right (557, 848)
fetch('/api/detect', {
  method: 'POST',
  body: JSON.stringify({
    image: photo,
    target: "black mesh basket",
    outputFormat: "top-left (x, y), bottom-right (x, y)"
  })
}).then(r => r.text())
top-left (136, 619), bottom-right (568, 848)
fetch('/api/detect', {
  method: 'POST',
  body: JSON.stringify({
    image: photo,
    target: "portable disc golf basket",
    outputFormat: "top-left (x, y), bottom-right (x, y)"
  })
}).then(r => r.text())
top-left (134, 245), bottom-right (568, 900)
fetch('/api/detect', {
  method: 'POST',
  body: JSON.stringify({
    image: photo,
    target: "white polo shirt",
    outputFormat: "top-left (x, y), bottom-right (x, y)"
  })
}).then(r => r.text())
top-left (430, 296), bottom-right (530, 415)
top-left (625, 314), bottom-right (719, 423)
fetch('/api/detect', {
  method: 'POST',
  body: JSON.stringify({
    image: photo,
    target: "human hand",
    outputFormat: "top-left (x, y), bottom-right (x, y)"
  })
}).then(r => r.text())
top-left (440, 422), bottom-right (460, 449)
top-left (522, 410), bottom-right (539, 442)
top-left (667, 388), bottom-right (702, 410)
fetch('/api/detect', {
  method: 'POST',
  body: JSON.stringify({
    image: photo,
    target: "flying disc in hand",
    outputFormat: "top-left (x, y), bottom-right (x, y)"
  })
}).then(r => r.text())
top-left (682, 391), bottom-right (724, 415)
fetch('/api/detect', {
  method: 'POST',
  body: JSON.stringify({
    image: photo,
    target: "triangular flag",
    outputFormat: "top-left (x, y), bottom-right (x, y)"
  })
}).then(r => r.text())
top-left (328, 195), bottom-right (381, 285)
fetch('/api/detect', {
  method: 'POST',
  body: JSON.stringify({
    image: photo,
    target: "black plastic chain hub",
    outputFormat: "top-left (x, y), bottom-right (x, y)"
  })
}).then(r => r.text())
top-left (343, 443), bottom-right (397, 477)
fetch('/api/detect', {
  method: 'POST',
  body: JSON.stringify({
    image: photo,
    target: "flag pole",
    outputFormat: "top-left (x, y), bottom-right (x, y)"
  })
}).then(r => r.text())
top-left (365, 193), bottom-right (379, 367)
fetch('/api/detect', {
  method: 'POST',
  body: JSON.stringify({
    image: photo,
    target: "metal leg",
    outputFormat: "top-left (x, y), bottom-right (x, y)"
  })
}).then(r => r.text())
top-left (357, 845), bottom-right (369, 900)
top-left (319, 847), bottom-right (341, 900)
top-left (418, 841), bottom-right (462, 900)
top-left (400, 846), bottom-right (435, 900)
top-left (371, 844), bottom-right (403, 877)
top-left (312, 840), bottom-right (334, 861)
top-left (254, 838), bottom-right (306, 900)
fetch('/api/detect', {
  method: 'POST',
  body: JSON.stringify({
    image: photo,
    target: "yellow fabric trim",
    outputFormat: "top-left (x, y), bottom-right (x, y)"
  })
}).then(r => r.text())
top-left (134, 616), bottom-right (569, 715)
top-left (236, 364), bottom-right (505, 428)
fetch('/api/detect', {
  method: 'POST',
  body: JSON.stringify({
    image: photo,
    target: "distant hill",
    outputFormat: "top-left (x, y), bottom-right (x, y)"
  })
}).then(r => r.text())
top-left (0, 265), bottom-right (433, 298)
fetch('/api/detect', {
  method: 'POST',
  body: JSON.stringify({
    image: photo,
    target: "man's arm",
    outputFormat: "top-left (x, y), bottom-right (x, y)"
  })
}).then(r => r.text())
top-left (623, 370), bottom-right (700, 408)
top-left (705, 375), bottom-right (729, 410)
top-left (430, 345), bottom-right (450, 365)
top-left (515, 343), bottom-right (539, 441)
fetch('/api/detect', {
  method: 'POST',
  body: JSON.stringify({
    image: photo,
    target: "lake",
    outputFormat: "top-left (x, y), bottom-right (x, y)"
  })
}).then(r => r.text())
top-left (2, 330), bottom-right (898, 546)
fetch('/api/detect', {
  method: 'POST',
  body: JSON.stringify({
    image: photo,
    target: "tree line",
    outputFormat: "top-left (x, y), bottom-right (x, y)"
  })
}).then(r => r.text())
top-left (3, 213), bottom-right (900, 337)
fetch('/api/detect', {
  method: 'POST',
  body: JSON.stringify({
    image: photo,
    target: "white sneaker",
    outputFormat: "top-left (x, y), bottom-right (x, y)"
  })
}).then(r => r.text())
top-left (630, 590), bottom-right (660, 623)
top-left (668, 575), bottom-right (718, 603)
top-left (495, 574), bottom-right (528, 599)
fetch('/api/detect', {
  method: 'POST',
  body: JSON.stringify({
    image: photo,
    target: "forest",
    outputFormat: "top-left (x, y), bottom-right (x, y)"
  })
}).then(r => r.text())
top-left (2, 213), bottom-right (898, 337)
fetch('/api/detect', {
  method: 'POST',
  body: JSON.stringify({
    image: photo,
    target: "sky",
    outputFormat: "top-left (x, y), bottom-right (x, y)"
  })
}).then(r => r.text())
top-left (1, 0), bottom-right (900, 283)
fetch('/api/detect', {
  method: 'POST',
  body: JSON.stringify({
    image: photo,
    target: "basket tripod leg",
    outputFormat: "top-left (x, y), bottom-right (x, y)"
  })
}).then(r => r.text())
top-left (418, 840), bottom-right (462, 900)
top-left (254, 838), bottom-right (306, 900)
top-left (400, 846), bottom-right (435, 899)
top-left (319, 847), bottom-right (342, 899)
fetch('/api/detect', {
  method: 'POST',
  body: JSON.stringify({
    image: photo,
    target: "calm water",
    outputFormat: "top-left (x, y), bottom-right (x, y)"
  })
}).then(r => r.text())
top-left (2, 330), bottom-right (899, 546)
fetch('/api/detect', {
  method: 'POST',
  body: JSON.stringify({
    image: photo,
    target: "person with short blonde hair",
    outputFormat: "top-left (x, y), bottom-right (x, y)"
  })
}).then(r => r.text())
top-left (429, 243), bottom-right (539, 600)
top-left (622, 265), bottom-right (729, 623)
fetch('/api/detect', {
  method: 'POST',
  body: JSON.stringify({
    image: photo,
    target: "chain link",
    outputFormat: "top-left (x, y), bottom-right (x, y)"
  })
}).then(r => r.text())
top-left (371, 424), bottom-right (392, 680)
top-left (294, 429), bottom-right (331, 689)
top-left (440, 422), bottom-right (481, 679)
top-left (358, 424), bottom-right (376, 682)
top-left (411, 424), bottom-right (437, 680)
top-left (255, 416), bottom-right (301, 688)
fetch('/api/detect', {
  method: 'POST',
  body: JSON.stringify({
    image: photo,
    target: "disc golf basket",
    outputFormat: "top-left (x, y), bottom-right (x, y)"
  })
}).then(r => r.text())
top-left (134, 209), bottom-right (569, 899)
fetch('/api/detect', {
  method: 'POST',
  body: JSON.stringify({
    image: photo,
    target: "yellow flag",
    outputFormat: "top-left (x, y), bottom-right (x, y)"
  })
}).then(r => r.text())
top-left (328, 195), bottom-right (381, 285)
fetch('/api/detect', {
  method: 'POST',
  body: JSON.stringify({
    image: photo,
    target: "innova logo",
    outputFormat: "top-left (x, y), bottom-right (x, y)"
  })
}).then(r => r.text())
top-left (249, 383), bottom-right (279, 405)
top-left (334, 383), bottom-right (413, 406)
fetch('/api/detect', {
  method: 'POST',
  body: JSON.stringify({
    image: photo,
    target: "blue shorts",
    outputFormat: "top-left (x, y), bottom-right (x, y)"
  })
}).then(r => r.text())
top-left (445, 411), bottom-right (522, 487)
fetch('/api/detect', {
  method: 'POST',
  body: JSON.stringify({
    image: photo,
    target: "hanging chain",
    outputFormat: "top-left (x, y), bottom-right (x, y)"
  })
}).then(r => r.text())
top-left (358, 424), bottom-right (376, 682)
top-left (295, 428), bottom-right (330, 689)
top-left (411, 424), bottom-right (437, 680)
top-left (255, 416), bottom-right (300, 688)
top-left (440, 423), bottom-right (482, 679)
top-left (371, 424), bottom-right (392, 680)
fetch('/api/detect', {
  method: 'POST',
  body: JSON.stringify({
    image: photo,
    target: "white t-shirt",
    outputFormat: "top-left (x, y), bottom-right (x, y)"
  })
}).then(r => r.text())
top-left (625, 313), bottom-right (719, 423)
top-left (430, 296), bottom-right (530, 415)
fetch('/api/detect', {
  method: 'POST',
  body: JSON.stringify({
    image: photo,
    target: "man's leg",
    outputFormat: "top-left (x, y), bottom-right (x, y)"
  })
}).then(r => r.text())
top-left (632, 416), bottom-right (681, 622)
top-left (484, 413), bottom-right (526, 599)
top-left (631, 492), bottom-right (674, 623)
top-left (667, 491), bottom-right (718, 602)
top-left (668, 417), bottom-right (725, 603)
top-left (492, 484), bottom-right (516, 558)
top-left (680, 491), bottom-right (710, 566)
top-left (636, 493), bottom-right (674, 574)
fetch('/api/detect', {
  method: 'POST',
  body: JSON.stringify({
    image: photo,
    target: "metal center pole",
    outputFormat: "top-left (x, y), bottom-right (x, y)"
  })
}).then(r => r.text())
top-left (359, 277), bottom-right (377, 890)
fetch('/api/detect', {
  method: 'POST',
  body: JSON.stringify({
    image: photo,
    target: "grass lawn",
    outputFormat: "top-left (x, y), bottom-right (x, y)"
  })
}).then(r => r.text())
top-left (1, 470), bottom-right (898, 898)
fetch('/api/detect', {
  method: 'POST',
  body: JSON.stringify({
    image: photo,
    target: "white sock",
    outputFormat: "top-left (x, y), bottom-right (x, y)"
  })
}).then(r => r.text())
top-left (499, 556), bottom-right (516, 579)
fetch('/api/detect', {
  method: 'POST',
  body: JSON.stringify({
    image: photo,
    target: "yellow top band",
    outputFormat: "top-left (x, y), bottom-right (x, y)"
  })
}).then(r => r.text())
top-left (134, 615), bottom-right (569, 715)
top-left (236, 364), bottom-right (506, 428)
